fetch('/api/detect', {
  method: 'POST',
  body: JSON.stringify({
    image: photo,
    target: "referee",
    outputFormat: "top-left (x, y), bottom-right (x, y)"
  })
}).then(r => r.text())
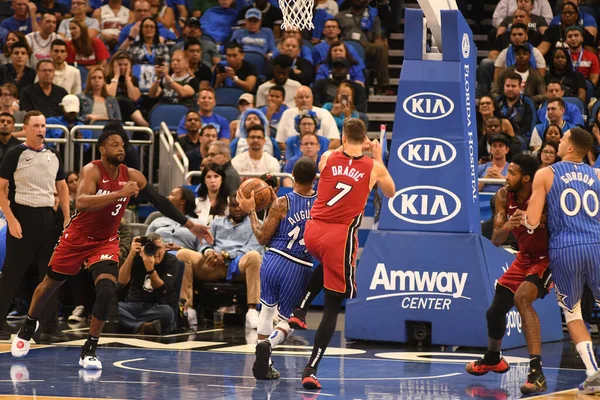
top-left (0, 110), bottom-right (70, 342)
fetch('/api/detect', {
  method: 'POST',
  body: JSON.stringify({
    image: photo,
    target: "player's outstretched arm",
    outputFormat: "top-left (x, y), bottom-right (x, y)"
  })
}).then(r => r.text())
top-left (237, 188), bottom-right (287, 246)
top-left (76, 163), bottom-right (139, 212)
top-left (370, 139), bottom-right (396, 197)
top-left (130, 169), bottom-right (214, 244)
top-left (523, 167), bottom-right (552, 228)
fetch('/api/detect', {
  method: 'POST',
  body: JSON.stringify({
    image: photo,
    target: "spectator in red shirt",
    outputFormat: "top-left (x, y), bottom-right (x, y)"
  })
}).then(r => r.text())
top-left (565, 24), bottom-right (599, 86)
top-left (66, 19), bottom-right (110, 71)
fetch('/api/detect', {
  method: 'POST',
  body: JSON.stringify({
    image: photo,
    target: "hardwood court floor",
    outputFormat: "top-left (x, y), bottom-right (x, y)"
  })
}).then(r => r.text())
top-left (0, 315), bottom-right (598, 399)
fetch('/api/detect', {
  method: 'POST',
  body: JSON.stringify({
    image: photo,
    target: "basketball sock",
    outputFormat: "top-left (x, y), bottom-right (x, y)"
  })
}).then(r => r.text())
top-left (483, 350), bottom-right (501, 365)
top-left (81, 335), bottom-right (99, 358)
top-left (24, 316), bottom-right (37, 330)
top-left (576, 341), bottom-right (599, 376)
top-left (305, 293), bottom-right (343, 371)
top-left (529, 355), bottom-right (542, 371)
top-left (296, 264), bottom-right (324, 317)
top-left (267, 329), bottom-right (286, 349)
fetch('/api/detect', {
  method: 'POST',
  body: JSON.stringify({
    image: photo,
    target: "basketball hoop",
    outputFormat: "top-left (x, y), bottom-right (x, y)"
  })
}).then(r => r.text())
top-left (279, 0), bottom-right (315, 31)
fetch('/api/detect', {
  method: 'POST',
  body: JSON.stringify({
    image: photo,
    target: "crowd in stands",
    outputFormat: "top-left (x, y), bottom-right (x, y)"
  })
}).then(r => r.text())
top-left (476, 0), bottom-right (600, 194)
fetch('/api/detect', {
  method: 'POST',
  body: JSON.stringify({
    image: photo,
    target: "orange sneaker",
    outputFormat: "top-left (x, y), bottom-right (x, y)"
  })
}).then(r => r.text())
top-left (466, 357), bottom-right (510, 376)
top-left (301, 368), bottom-right (321, 390)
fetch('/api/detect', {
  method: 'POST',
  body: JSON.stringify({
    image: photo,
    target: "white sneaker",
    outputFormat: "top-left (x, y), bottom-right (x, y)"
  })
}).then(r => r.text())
top-left (246, 308), bottom-right (259, 329)
top-left (10, 363), bottom-right (29, 384)
top-left (11, 321), bottom-right (39, 358)
top-left (79, 355), bottom-right (103, 370)
top-left (187, 308), bottom-right (197, 331)
top-left (68, 305), bottom-right (86, 322)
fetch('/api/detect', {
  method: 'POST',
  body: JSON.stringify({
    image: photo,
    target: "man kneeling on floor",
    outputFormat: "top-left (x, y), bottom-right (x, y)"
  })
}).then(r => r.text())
top-left (117, 233), bottom-right (179, 334)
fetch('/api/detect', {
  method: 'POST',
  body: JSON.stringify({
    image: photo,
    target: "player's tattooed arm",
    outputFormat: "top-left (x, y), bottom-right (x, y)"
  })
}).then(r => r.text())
top-left (491, 187), bottom-right (516, 246)
top-left (249, 197), bottom-right (288, 246)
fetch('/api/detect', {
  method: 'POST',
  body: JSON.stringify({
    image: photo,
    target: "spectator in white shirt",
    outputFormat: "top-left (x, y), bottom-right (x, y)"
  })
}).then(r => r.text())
top-left (492, 0), bottom-right (553, 28)
top-left (275, 85), bottom-right (340, 151)
top-left (231, 124), bottom-right (280, 175)
top-left (26, 13), bottom-right (58, 66)
top-left (49, 39), bottom-right (82, 95)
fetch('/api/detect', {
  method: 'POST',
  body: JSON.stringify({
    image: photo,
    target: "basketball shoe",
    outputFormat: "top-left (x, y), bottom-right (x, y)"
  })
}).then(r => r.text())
top-left (301, 368), bottom-right (321, 390)
top-left (79, 354), bottom-right (103, 370)
top-left (520, 368), bottom-right (547, 394)
top-left (465, 356), bottom-right (510, 376)
top-left (288, 308), bottom-right (308, 330)
top-left (11, 321), bottom-right (39, 358)
top-left (579, 370), bottom-right (600, 394)
top-left (253, 341), bottom-right (280, 380)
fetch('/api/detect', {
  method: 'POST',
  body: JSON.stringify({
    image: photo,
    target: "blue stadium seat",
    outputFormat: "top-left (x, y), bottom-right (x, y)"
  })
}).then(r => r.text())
top-left (149, 104), bottom-right (190, 131)
top-left (213, 105), bottom-right (240, 123)
top-left (244, 51), bottom-right (267, 80)
top-left (345, 40), bottom-right (366, 62)
top-left (214, 87), bottom-right (246, 106)
top-left (586, 79), bottom-right (594, 105)
top-left (563, 97), bottom-right (585, 116)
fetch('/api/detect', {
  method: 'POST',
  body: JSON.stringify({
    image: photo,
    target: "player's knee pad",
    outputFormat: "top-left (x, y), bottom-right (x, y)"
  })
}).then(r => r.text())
top-left (562, 301), bottom-right (583, 324)
top-left (486, 306), bottom-right (507, 340)
top-left (258, 303), bottom-right (277, 336)
top-left (90, 260), bottom-right (118, 282)
top-left (92, 278), bottom-right (116, 321)
top-left (274, 320), bottom-right (293, 337)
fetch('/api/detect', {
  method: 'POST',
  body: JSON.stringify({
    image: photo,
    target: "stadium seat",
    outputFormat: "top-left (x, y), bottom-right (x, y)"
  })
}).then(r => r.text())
top-left (563, 97), bottom-right (585, 115)
top-left (214, 87), bottom-right (246, 106)
top-left (149, 104), bottom-right (190, 132)
top-left (123, 209), bottom-right (138, 224)
top-left (586, 80), bottom-right (595, 104)
top-left (244, 51), bottom-right (267, 80)
top-left (129, 222), bottom-right (149, 237)
top-left (213, 105), bottom-right (240, 123)
top-left (592, 99), bottom-right (600, 124)
top-left (345, 40), bottom-right (366, 62)
top-left (144, 211), bottom-right (163, 226)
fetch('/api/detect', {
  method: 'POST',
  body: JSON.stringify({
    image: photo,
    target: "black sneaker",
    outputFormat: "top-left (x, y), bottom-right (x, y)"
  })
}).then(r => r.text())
top-left (7, 299), bottom-right (29, 321)
top-left (253, 341), bottom-right (272, 380)
top-left (520, 368), bottom-right (547, 394)
top-left (39, 328), bottom-right (68, 343)
top-left (288, 308), bottom-right (308, 330)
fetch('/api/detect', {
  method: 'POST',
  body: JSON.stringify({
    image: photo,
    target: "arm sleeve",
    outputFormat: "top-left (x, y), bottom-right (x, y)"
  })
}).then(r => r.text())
top-left (139, 184), bottom-right (188, 225)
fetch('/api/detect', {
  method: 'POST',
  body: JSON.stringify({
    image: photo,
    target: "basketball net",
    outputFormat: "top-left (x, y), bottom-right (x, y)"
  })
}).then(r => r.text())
top-left (279, 0), bottom-right (315, 31)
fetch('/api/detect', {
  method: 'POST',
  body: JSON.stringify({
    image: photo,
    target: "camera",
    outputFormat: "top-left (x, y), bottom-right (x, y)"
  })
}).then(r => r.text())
top-left (135, 236), bottom-right (158, 256)
top-left (154, 56), bottom-right (164, 66)
top-left (216, 64), bottom-right (226, 74)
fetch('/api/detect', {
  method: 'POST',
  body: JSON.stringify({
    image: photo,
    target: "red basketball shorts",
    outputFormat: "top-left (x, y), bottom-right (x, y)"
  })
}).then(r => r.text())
top-left (497, 252), bottom-right (551, 296)
top-left (304, 217), bottom-right (361, 298)
top-left (48, 229), bottom-right (120, 276)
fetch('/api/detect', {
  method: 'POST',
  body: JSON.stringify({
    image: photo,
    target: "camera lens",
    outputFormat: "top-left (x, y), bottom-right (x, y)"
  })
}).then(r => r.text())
top-left (144, 242), bottom-right (158, 256)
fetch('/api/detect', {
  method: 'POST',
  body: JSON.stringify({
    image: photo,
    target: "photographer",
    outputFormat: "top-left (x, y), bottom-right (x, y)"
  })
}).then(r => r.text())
top-left (148, 50), bottom-right (199, 110)
top-left (117, 233), bottom-right (179, 335)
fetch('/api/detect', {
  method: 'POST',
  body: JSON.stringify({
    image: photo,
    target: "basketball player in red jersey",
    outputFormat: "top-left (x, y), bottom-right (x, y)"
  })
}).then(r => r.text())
top-left (298, 118), bottom-right (395, 390)
top-left (466, 154), bottom-right (550, 395)
top-left (11, 130), bottom-right (213, 370)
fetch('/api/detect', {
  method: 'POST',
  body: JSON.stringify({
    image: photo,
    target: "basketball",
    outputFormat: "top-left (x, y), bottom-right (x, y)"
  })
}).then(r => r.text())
top-left (239, 178), bottom-right (272, 212)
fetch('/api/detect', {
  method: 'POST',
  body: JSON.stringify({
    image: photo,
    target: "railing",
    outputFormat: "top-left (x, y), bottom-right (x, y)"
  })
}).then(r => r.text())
top-left (172, 141), bottom-right (189, 190)
top-left (15, 124), bottom-right (70, 166)
top-left (479, 178), bottom-right (506, 196)
top-left (69, 125), bottom-right (154, 183)
top-left (157, 122), bottom-right (190, 195)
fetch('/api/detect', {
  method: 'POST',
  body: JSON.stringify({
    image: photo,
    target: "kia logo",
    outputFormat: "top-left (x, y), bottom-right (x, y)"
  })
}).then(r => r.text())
top-left (398, 137), bottom-right (457, 169)
top-left (462, 33), bottom-right (470, 58)
top-left (402, 92), bottom-right (455, 120)
top-left (388, 185), bottom-right (462, 225)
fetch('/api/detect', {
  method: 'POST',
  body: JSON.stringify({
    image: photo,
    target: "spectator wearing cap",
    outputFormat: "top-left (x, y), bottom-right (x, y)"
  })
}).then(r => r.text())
top-left (230, 8), bottom-right (276, 57)
top-left (20, 60), bottom-right (68, 116)
top-left (212, 41), bottom-right (257, 93)
top-left (183, 38), bottom-right (212, 89)
top-left (563, 24), bottom-right (599, 86)
top-left (491, 44), bottom-right (547, 107)
top-left (529, 97), bottom-right (574, 151)
top-left (229, 93), bottom-right (255, 138)
top-left (236, 0), bottom-right (283, 38)
top-left (259, 84), bottom-right (288, 136)
top-left (199, 0), bottom-right (238, 44)
top-left (312, 57), bottom-right (367, 113)
top-left (171, 17), bottom-right (220, 69)
top-left (478, 134), bottom-right (510, 193)
top-left (314, 41), bottom-right (364, 85)
top-left (255, 54), bottom-right (301, 108)
top-left (493, 23), bottom-right (546, 83)
top-left (267, 36), bottom-right (313, 86)
top-left (46, 94), bottom-right (93, 157)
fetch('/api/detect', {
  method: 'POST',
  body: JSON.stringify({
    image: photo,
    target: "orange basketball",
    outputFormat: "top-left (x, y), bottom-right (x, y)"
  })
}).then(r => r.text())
top-left (239, 178), bottom-right (273, 212)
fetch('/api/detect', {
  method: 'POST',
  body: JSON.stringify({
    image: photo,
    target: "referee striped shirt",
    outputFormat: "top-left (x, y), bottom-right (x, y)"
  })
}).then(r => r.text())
top-left (0, 144), bottom-right (65, 208)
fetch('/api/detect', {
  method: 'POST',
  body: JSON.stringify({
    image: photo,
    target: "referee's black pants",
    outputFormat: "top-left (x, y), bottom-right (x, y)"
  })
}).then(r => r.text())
top-left (0, 205), bottom-right (60, 332)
